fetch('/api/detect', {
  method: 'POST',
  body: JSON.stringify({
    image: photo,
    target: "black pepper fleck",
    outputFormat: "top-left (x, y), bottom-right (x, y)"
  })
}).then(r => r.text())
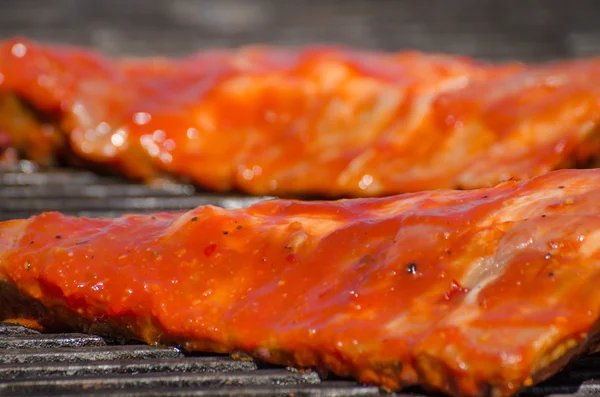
top-left (236, 225), bottom-right (243, 230)
top-left (284, 245), bottom-right (292, 250)
top-left (548, 272), bottom-right (554, 277)
top-left (541, 214), bottom-right (546, 218)
top-left (223, 231), bottom-right (229, 235)
top-left (558, 186), bottom-right (565, 189)
top-left (446, 249), bottom-right (452, 255)
top-left (482, 195), bottom-right (489, 199)
top-left (406, 262), bottom-right (418, 275)
top-left (55, 235), bottom-right (62, 239)
top-left (91, 256), bottom-right (95, 259)
top-left (151, 216), bottom-right (156, 220)
top-left (29, 240), bottom-right (34, 245)
top-left (191, 217), bottom-right (198, 222)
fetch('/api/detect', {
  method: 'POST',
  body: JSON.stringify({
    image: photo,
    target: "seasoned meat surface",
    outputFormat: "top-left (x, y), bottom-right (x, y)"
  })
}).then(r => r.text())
top-left (2, 38), bottom-right (600, 196)
top-left (2, 168), bottom-right (600, 396)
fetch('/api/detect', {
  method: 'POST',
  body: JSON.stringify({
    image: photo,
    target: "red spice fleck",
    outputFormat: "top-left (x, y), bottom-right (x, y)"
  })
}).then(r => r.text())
top-left (286, 253), bottom-right (298, 263)
top-left (444, 280), bottom-right (469, 301)
top-left (204, 243), bottom-right (217, 257)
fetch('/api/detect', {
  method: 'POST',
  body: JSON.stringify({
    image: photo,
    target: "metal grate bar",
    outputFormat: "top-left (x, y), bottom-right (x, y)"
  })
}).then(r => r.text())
top-left (0, 369), bottom-right (321, 394)
top-left (1, 170), bottom-right (106, 186)
top-left (0, 323), bottom-right (40, 336)
top-left (27, 382), bottom-right (383, 397)
top-left (0, 357), bottom-right (258, 379)
top-left (0, 334), bottom-right (106, 349)
top-left (0, 345), bottom-right (182, 364)
top-left (0, 196), bottom-right (271, 213)
top-left (0, 168), bottom-right (272, 220)
top-left (0, 184), bottom-right (194, 199)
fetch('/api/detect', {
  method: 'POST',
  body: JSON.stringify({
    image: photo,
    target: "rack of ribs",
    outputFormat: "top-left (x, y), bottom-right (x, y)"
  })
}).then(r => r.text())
top-left (2, 37), bottom-right (600, 197)
top-left (2, 168), bottom-right (600, 396)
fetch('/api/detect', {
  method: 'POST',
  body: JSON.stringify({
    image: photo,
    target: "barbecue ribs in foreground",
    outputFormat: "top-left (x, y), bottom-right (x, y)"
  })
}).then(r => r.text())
top-left (2, 38), bottom-right (600, 196)
top-left (2, 168), bottom-right (600, 396)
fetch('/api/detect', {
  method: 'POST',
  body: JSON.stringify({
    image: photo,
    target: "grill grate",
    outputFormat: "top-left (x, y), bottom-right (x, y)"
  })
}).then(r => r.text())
top-left (0, 164), bottom-right (272, 221)
top-left (1, 165), bottom-right (600, 396)
top-left (0, 323), bottom-right (379, 396)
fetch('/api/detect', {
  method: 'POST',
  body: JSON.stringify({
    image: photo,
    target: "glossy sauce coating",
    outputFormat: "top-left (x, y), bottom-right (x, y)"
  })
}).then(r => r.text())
top-left (3, 168), bottom-right (600, 396)
top-left (2, 38), bottom-right (600, 196)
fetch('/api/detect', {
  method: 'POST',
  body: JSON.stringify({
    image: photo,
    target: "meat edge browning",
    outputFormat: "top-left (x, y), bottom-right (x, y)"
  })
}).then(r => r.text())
top-left (416, 328), bottom-right (598, 397)
top-left (0, 93), bottom-right (169, 184)
top-left (0, 278), bottom-right (598, 397)
top-left (0, 93), bottom-right (65, 167)
top-left (6, 41), bottom-right (600, 197)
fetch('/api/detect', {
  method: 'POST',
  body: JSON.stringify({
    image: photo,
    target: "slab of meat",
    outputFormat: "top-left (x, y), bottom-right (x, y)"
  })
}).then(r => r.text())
top-left (2, 38), bottom-right (600, 197)
top-left (3, 168), bottom-right (600, 396)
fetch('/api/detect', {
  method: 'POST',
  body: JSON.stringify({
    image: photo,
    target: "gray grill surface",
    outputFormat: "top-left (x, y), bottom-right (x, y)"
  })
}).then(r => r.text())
top-left (0, 163), bottom-right (272, 221)
top-left (0, 323), bottom-right (378, 397)
top-left (0, 0), bottom-right (599, 62)
top-left (1, 166), bottom-right (600, 396)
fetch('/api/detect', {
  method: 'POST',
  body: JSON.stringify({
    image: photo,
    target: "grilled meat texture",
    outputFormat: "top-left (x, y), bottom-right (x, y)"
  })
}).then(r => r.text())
top-left (2, 38), bottom-right (600, 196)
top-left (2, 168), bottom-right (600, 396)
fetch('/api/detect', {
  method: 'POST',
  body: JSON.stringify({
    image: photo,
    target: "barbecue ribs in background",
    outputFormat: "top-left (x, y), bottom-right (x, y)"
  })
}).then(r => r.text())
top-left (2, 38), bottom-right (600, 197)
